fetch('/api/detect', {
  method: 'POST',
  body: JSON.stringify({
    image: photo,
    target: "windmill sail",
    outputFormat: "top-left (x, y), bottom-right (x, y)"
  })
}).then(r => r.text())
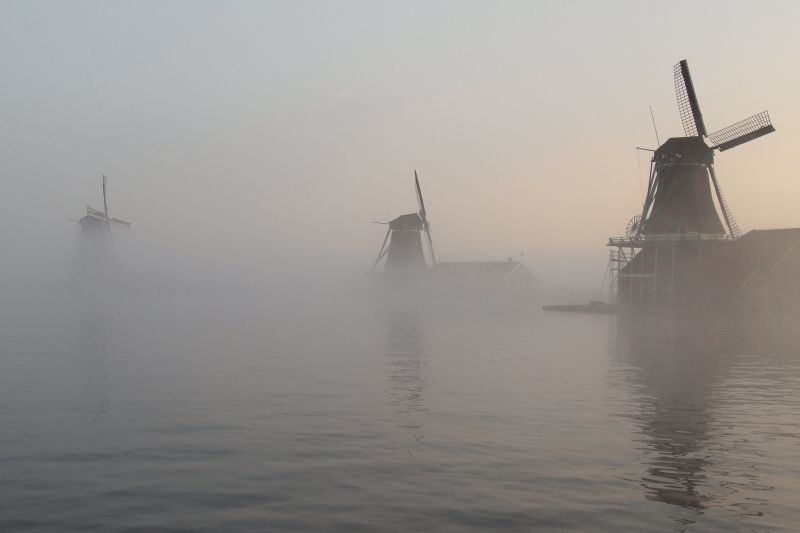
top-left (415, 170), bottom-right (436, 265)
top-left (87, 205), bottom-right (106, 218)
top-left (674, 60), bottom-right (707, 137)
top-left (415, 170), bottom-right (426, 219)
top-left (708, 111), bottom-right (775, 151)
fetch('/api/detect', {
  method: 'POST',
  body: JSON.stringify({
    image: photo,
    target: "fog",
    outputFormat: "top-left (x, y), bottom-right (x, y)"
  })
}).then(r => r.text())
top-left (2, 1), bottom-right (799, 295)
top-left (5, 3), bottom-right (800, 531)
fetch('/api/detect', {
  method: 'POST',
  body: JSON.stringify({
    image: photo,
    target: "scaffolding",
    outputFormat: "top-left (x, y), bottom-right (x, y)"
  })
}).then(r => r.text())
top-left (607, 247), bottom-right (633, 306)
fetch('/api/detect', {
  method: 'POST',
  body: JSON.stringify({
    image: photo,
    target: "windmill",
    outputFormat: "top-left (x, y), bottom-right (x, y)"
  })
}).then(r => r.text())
top-left (371, 170), bottom-right (436, 273)
top-left (74, 175), bottom-right (131, 269)
top-left (609, 59), bottom-right (775, 308)
top-left (634, 59), bottom-right (775, 239)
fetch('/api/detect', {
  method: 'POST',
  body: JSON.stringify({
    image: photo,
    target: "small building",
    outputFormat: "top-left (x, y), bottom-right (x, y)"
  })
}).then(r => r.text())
top-left (425, 259), bottom-right (537, 298)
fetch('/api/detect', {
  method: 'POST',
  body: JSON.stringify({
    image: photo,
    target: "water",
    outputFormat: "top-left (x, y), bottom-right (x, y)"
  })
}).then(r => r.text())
top-left (1, 286), bottom-right (799, 531)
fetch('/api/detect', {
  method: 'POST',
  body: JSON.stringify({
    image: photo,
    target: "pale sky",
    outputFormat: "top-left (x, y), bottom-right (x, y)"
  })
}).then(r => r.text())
top-left (2, 1), bottom-right (799, 287)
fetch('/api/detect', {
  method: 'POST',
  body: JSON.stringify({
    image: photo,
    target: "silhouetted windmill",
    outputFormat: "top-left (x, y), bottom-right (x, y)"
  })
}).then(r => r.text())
top-left (633, 59), bottom-right (775, 240)
top-left (371, 171), bottom-right (435, 273)
top-left (608, 59), bottom-right (776, 308)
top-left (74, 175), bottom-right (131, 269)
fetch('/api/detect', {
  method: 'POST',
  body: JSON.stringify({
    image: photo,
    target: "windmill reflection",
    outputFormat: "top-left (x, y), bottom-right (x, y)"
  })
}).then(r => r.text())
top-left (69, 296), bottom-right (114, 428)
top-left (613, 316), bottom-right (728, 511)
top-left (613, 314), bottom-right (800, 527)
top-left (383, 311), bottom-right (428, 432)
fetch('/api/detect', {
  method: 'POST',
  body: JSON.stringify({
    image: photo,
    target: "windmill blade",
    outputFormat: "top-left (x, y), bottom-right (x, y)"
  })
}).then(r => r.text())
top-left (637, 160), bottom-right (658, 236)
top-left (708, 164), bottom-right (742, 238)
top-left (414, 170), bottom-right (427, 220)
top-left (371, 228), bottom-right (392, 273)
top-left (110, 218), bottom-right (132, 228)
top-left (424, 224), bottom-right (436, 265)
top-left (102, 174), bottom-right (109, 220)
top-left (414, 170), bottom-right (435, 264)
top-left (708, 111), bottom-right (775, 152)
top-left (674, 60), bottom-right (708, 137)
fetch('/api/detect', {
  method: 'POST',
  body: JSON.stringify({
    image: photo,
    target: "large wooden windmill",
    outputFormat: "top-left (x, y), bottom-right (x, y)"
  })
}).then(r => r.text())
top-left (609, 60), bottom-right (775, 307)
top-left (635, 59), bottom-right (775, 240)
top-left (371, 171), bottom-right (436, 273)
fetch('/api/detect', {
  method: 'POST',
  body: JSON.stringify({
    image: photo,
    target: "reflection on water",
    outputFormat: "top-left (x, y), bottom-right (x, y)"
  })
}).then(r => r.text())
top-left (384, 311), bottom-right (427, 436)
top-left (76, 314), bottom-right (113, 408)
top-left (612, 314), bottom-right (800, 527)
top-left (69, 289), bottom-right (115, 428)
top-left (615, 317), bottom-right (720, 512)
top-left (3, 285), bottom-right (800, 531)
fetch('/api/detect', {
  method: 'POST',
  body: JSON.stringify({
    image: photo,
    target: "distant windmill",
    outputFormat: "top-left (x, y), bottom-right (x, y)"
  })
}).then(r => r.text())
top-left (371, 170), bottom-right (435, 273)
top-left (633, 59), bottom-right (775, 239)
top-left (74, 175), bottom-right (131, 269)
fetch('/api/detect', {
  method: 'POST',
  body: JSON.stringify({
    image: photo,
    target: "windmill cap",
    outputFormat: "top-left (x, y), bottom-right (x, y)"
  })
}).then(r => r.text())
top-left (655, 137), bottom-right (713, 164)
top-left (389, 213), bottom-right (424, 230)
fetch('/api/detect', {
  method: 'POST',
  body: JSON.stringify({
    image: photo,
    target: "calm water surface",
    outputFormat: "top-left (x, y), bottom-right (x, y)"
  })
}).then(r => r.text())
top-left (1, 286), bottom-right (799, 531)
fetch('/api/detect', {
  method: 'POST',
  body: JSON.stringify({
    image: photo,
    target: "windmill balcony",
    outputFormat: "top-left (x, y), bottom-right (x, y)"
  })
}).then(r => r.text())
top-left (607, 233), bottom-right (733, 248)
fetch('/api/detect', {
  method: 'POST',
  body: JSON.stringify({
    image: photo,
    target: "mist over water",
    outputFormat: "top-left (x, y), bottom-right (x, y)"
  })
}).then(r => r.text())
top-left (1, 281), bottom-right (799, 531)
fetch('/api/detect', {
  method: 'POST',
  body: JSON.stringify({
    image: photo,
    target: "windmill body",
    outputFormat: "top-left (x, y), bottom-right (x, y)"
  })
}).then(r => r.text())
top-left (607, 60), bottom-right (784, 310)
top-left (642, 137), bottom-right (724, 236)
top-left (75, 206), bottom-right (115, 267)
top-left (384, 213), bottom-right (429, 271)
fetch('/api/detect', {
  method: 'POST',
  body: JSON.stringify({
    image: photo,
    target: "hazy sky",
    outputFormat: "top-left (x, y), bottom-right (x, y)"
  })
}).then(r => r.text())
top-left (2, 1), bottom-right (799, 287)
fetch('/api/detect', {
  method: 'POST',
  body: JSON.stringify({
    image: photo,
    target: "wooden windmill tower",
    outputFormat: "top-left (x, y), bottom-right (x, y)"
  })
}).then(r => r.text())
top-left (371, 171), bottom-right (436, 273)
top-left (609, 60), bottom-right (775, 307)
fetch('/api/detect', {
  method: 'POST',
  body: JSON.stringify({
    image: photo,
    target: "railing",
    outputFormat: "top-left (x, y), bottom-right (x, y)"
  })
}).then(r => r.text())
top-left (607, 233), bottom-right (733, 247)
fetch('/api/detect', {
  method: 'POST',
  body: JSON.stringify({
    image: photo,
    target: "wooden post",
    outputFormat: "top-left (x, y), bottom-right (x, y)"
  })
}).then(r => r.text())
top-left (639, 246), bottom-right (645, 306)
top-left (629, 247), bottom-right (634, 305)
top-left (671, 243), bottom-right (676, 306)
top-left (653, 244), bottom-right (659, 306)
